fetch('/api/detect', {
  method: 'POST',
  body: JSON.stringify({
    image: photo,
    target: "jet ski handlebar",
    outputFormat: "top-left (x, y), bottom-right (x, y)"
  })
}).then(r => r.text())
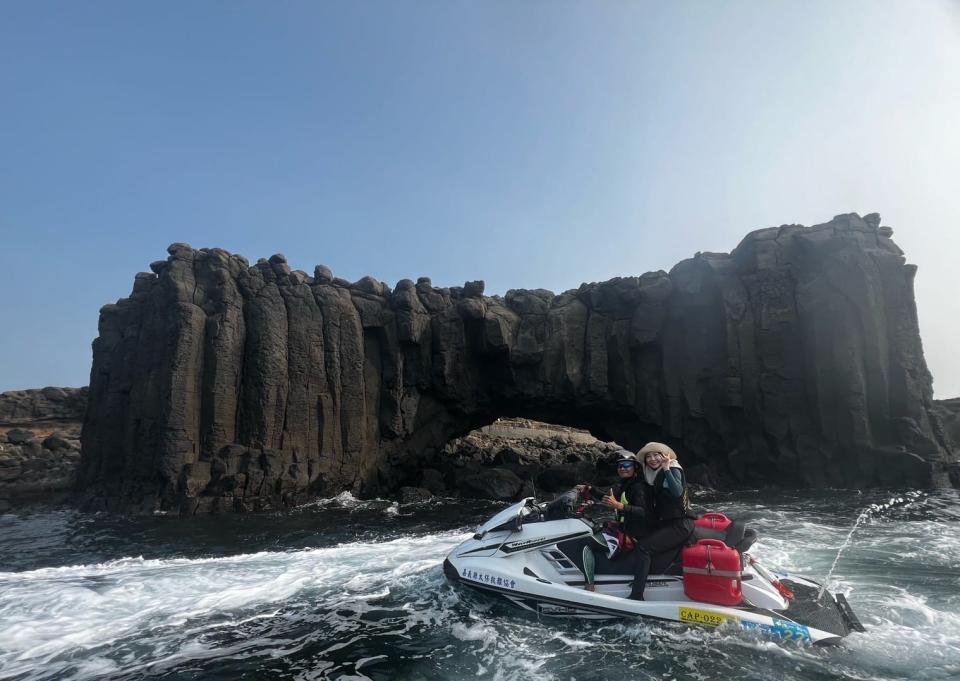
top-left (474, 490), bottom-right (610, 540)
top-left (530, 489), bottom-right (615, 526)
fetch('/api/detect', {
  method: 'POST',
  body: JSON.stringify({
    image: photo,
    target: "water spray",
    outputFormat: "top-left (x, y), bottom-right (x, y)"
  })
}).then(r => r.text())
top-left (817, 491), bottom-right (927, 599)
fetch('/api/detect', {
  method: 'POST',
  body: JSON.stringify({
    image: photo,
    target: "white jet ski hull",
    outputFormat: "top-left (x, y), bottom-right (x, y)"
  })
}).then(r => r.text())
top-left (444, 498), bottom-right (863, 646)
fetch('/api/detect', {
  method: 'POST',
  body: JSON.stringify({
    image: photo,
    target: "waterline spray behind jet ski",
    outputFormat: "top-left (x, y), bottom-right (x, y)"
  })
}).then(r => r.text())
top-left (817, 491), bottom-right (927, 600)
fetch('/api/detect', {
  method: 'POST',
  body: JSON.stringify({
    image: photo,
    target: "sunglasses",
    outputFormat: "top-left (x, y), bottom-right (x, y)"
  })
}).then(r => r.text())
top-left (617, 462), bottom-right (636, 470)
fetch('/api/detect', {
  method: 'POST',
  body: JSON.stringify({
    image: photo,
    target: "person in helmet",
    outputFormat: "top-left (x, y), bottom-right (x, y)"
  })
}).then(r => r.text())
top-left (577, 450), bottom-right (650, 539)
top-left (627, 442), bottom-right (695, 600)
top-left (601, 450), bottom-right (650, 539)
top-left (575, 449), bottom-right (651, 590)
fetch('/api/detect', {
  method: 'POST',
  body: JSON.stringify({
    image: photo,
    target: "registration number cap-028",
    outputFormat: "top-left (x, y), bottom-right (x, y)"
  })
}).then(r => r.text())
top-left (678, 607), bottom-right (734, 628)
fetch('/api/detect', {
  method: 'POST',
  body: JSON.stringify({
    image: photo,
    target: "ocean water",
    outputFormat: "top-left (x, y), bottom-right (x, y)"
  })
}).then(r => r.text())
top-left (0, 489), bottom-right (957, 681)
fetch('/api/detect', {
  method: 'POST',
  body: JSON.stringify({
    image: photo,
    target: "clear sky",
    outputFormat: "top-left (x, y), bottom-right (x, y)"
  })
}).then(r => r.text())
top-left (1, 1), bottom-right (958, 397)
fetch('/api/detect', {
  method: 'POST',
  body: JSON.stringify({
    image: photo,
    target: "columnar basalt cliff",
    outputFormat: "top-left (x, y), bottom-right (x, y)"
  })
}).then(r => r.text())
top-left (78, 213), bottom-right (957, 513)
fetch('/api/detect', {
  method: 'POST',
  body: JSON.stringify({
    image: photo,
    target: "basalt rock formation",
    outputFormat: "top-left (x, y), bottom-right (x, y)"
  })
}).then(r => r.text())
top-left (429, 418), bottom-right (626, 502)
top-left (0, 387), bottom-right (87, 507)
top-left (934, 398), bottom-right (960, 486)
top-left (0, 387), bottom-right (88, 424)
top-left (78, 213), bottom-right (957, 513)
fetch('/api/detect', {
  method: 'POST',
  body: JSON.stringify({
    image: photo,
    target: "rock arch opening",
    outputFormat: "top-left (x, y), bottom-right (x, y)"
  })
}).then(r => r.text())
top-left (401, 416), bottom-right (687, 503)
top-left (386, 402), bottom-right (706, 505)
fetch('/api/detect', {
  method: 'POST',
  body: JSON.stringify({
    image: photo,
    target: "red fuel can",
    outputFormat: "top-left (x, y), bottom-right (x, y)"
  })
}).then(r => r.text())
top-left (682, 539), bottom-right (743, 606)
top-left (695, 512), bottom-right (732, 532)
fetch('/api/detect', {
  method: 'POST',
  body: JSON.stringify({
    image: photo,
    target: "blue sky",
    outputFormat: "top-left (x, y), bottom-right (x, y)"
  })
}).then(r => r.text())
top-left (1, 1), bottom-right (958, 397)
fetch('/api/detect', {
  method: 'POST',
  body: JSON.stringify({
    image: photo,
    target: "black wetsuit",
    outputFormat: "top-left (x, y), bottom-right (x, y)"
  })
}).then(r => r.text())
top-left (615, 476), bottom-right (650, 540)
top-left (629, 467), bottom-right (694, 599)
top-left (583, 476), bottom-right (649, 539)
top-left (579, 476), bottom-right (650, 585)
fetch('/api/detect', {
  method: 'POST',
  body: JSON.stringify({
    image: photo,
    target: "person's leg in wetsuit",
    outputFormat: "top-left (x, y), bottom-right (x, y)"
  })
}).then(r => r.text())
top-left (629, 521), bottom-right (692, 600)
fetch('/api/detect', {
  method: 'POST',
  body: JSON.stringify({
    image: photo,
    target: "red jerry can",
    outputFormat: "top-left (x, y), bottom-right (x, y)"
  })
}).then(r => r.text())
top-left (682, 539), bottom-right (743, 606)
top-left (695, 512), bottom-right (732, 532)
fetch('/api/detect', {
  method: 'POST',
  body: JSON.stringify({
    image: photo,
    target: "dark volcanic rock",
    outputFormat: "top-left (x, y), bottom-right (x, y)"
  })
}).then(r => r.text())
top-left (420, 468), bottom-right (446, 495)
top-left (934, 398), bottom-right (960, 486)
top-left (0, 387), bottom-right (86, 505)
top-left (935, 398), bottom-right (960, 450)
top-left (399, 486), bottom-right (433, 504)
top-left (0, 387), bottom-right (88, 424)
top-left (6, 429), bottom-right (36, 445)
top-left (456, 468), bottom-right (524, 501)
top-left (78, 214), bottom-right (957, 513)
top-left (435, 418), bottom-right (622, 500)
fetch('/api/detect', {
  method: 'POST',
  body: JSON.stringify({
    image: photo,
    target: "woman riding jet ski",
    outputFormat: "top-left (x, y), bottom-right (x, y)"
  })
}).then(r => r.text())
top-left (443, 487), bottom-right (865, 645)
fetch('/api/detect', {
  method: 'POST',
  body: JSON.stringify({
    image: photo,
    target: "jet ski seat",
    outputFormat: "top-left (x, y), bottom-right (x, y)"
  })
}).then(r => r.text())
top-left (690, 519), bottom-right (757, 553)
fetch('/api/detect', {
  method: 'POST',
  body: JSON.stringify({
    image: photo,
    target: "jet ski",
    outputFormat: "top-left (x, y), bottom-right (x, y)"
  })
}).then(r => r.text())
top-left (444, 493), bottom-right (865, 645)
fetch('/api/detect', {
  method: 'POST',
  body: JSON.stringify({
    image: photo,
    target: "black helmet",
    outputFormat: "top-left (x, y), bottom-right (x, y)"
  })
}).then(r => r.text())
top-left (615, 450), bottom-right (640, 464)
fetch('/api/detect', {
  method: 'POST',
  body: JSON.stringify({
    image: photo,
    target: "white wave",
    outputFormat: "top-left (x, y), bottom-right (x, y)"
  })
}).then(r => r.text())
top-left (302, 490), bottom-right (364, 508)
top-left (2, 494), bottom-right (959, 681)
top-left (0, 530), bottom-right (468, 680)
top-left (294, 491), bottom-right (400, 516)
top-left (451, 622), bottom-right (498, 650)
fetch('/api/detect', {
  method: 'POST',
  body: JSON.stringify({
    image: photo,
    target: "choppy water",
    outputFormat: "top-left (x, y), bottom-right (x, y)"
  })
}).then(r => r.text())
top-left (0, 489), bottom-right (958, 681)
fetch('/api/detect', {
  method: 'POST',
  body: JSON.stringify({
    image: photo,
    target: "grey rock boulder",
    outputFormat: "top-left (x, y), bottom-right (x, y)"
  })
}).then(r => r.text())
top-left (456, 468), bottom-right (524, 501)
top-left (399, 486), bottom-right (433, 504)
top-left (6, 429), bottom-right (35, 445)
top-left (42, 434), bottom-right (75, 452)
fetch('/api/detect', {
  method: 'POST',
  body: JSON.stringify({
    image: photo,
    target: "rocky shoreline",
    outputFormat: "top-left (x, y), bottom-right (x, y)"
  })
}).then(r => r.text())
top-left (0, 395), bottom-right (636, 511)
top-left (0, 386), bottom-right (627, 511)
top-left (0, 387), bottom-right (956, 512)
top-left (169, 416), bottom-right (641, 513)
top-left (399, 418), bottom-right (626, 504)
top-left (0, 387), bottom-right (86, 510)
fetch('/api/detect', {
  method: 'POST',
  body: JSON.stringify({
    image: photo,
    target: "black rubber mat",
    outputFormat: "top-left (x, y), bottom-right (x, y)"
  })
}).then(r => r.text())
top-left (780, 578), bottom-right (851, 636)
